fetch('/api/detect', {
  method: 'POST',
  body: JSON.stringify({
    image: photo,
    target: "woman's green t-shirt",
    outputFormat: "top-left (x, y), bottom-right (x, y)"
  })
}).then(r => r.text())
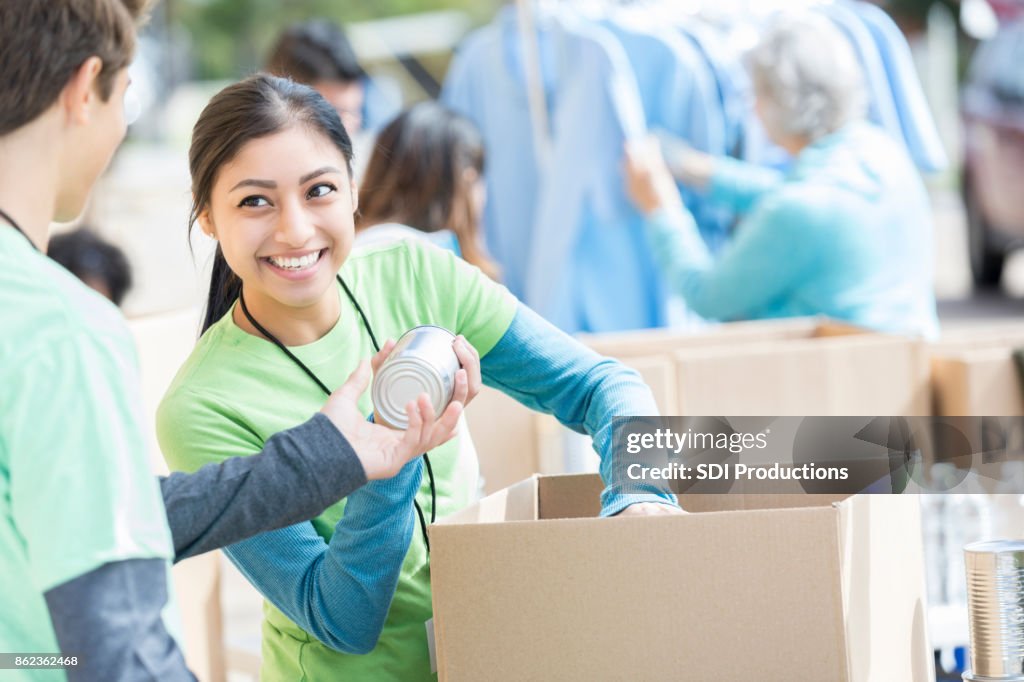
top-left (157, 240), bottom-right (516, 680)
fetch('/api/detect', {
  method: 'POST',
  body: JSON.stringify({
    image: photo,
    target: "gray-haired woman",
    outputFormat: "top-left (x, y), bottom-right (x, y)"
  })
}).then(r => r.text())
top-left (625, 12), bottom-right (939, 339)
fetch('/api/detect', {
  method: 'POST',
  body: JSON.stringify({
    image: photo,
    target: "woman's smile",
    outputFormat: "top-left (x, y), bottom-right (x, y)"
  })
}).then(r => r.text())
top-left (262, 247), bottom-right (329, 281)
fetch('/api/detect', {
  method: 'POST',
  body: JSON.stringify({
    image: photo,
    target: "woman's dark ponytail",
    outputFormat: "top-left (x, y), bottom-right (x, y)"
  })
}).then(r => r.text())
top-left (187, 74), bottom-right (354, 335)
top-left (202, 245), bottom-right (243, 333)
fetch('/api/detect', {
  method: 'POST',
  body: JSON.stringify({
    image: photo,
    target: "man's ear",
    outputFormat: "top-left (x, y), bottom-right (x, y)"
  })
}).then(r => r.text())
top-left (61, 57), bottom-right (105, 126)
top-left (350, 177), bottom-right (359, 214)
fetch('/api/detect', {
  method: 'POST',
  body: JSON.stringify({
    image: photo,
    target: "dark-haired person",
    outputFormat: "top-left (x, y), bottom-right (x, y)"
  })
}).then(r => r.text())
top-left (266, 18), bottom-right (402, 180)
top-left (266, 18), bottom-right (400, 137)
top-left (355, 101), bottom-right (500, 281)
top-left (0, 3), bottom-right (465, 680)
top-left (157, 73), bottom-right (682, 682)
top-left (48, 227), bottom-right (133, 305)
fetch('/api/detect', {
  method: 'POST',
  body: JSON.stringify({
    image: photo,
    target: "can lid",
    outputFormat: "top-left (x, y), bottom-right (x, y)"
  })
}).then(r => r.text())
top-left (965, 540), bottom-right (1024, 555)
top-left (372, 359), bottom-right (447, 430)
top-left (403, 324), bottom-right (456, 339)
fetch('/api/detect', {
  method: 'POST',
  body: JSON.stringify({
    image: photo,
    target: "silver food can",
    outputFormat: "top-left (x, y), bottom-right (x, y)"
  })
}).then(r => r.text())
top-left (963, 539), bottom-right (1024, 682)
top-left (371, 325), bottom-right (460, 429)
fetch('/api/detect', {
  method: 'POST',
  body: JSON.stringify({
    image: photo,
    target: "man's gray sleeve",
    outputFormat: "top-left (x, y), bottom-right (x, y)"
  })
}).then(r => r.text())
top-left (44, 558), bottom-right (195, 681)
top-left (43, 415), bottom-right (369, 679)
top-left (160, 413), bottom-right (367, 562)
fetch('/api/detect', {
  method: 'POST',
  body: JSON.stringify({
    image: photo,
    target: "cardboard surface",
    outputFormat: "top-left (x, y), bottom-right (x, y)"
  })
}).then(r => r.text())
top-left (431, 474), bottom-right (933, 682)
top-left (464, 386), bottom-right (545, 495)
top-left (673, 333), bottom-right (931, 416)
top-left (930, 324), bottom-right (1024, 416)
top-left (589, 318), bottom-right (930, 417)
top-left (578, 317), bottom-right (833, 357)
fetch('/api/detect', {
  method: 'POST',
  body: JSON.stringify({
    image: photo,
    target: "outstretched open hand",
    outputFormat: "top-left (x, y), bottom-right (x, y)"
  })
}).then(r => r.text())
top-left (319, 339), bottom-right (468, 480)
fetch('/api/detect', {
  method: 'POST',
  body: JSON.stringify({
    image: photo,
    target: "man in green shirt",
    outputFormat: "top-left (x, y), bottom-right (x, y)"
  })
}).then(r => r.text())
top-left (0, 2), bottom-right (465, 679)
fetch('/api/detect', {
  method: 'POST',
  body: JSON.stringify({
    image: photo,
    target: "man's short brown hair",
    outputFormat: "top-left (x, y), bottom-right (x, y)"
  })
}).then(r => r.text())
top-left (0, 0), bottom-right (152, 136)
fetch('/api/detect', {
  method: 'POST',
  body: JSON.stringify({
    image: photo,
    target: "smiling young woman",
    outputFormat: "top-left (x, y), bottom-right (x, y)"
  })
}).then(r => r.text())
top-left (158, 74), bottom-right (682, 682)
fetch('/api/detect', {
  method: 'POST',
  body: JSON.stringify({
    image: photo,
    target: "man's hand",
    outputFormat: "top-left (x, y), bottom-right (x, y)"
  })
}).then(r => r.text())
top-left (615, 502), bottom-right (687, 517)
top-left (320, 341), bottom-right (469, 479)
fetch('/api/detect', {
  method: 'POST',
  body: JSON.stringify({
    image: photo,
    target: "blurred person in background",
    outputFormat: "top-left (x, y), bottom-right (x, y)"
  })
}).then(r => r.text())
top-left (266, 18), bottom-right (403, 179)
top-left (355, 101), bottom-right (500, 280)
top-left (48, 227), bottom-right (133, 306)
top-left (0, 3), bottom-right (461, 679)
top-left (267, 19), bottom-right (368, 135)
top-left (624, 13), bottom-right (939, 339)
top-left (158, 74), bottom-right (681, 682)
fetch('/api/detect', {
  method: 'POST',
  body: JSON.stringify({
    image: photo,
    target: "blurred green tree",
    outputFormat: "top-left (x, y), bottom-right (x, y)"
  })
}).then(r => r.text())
top-left (887, 0), bottom-right (959, 32)
top-left (168, 0), bottom-right (498, 79)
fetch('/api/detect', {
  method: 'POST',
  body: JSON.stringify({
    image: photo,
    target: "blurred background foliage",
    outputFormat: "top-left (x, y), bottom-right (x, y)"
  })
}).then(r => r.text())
top-left (167, 0), bottom-right (499, 79)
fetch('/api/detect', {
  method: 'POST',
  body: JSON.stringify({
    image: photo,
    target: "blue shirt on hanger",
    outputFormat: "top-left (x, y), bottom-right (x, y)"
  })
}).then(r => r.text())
top-left (441, 8), bottom-right (557, 299)
top-left (817, 3), bottom-right (905, 150)
top-left (600, 11), bottom-right (730, 255)
top-left (850, 0), bottom-right (948, 173)
top-left (525, 10), bottom-right (668, 333)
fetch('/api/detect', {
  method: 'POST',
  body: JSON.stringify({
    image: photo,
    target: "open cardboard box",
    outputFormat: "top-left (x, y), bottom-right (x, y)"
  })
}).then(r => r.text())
top-left (430, 474), bottom-right (933, 682)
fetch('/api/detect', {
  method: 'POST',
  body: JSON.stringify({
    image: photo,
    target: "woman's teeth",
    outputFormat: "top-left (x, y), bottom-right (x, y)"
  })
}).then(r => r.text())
top-left (267, 250), bottom-right (322, 271)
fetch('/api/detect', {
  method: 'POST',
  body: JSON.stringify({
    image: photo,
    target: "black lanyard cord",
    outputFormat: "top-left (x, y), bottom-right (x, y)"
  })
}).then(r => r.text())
top-left (0, 207), bottom-right (39, 252)
top-left (238, 274), bottom-right (436, 552)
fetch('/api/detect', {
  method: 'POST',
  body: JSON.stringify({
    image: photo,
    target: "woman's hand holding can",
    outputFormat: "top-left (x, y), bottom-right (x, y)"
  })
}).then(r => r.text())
top-left (451, 335), bottom-right (481, 409)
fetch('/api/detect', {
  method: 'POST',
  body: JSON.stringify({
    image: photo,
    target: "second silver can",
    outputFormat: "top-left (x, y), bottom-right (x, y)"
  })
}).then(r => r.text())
top-left (371, 325), bottom-right (460, 429)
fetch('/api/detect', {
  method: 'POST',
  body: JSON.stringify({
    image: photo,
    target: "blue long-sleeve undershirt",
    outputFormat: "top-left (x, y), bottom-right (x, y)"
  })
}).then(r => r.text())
top-left (223, 457), bottom-right (422, 654)
top-left (480, 303), bottom-right (680, 516)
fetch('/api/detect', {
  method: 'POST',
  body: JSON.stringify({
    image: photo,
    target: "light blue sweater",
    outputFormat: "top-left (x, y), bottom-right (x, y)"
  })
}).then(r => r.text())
top-left (645, 122), bottom-right (940, 339)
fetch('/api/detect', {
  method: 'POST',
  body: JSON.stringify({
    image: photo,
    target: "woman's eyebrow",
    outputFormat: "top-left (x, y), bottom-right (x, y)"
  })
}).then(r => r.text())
top-left (228, 166), bottom-right (342, 192)
top-left (299, 166), bottom-right (343, 184)
top-left (229, 178), bottom-right (276, 192)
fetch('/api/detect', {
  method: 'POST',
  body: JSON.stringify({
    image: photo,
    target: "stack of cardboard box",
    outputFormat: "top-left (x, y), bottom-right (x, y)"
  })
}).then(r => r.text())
top-left (466, 318), bottom-right (932, 494)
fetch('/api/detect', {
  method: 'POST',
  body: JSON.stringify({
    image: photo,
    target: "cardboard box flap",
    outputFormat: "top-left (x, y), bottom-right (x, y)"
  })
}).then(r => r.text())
top-left (811, 321), bottom-right (875, 337)
top-left (580, 316), bottom-right (873, 359)
top-left (532, 474), bottom-right (852, 518)
top-left (436, 475), bottom-right (538, 526)
top-left (680, 493), bottom-right (851, 514)
top-left (934, 323), bottom-right (1024, 352)
top-left (673, 332), bottom-right (913, 360)
top-left (935, 345), bottom-right (1024, 363)
top-left (837, 495), bottom-right (932, 682)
